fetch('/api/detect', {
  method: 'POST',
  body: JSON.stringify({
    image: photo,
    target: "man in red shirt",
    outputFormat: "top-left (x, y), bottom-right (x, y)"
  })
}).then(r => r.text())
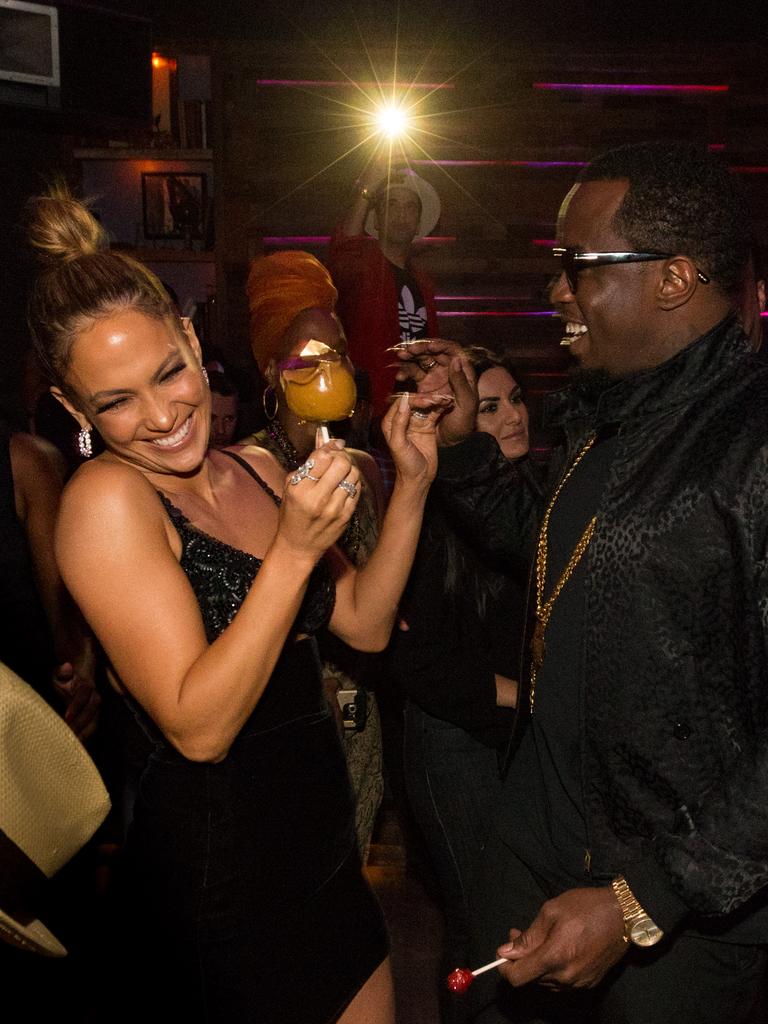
top-left (329, 160), bottom-right (441, 415)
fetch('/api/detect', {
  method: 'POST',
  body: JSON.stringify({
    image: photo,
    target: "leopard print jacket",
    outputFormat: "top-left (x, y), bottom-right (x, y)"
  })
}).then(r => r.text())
top-left (436, 315), bottom-right (768, 937)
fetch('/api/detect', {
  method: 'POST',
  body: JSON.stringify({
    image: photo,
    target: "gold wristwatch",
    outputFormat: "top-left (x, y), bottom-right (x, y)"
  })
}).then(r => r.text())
top-left (610, 876), bottom-right (664, 947)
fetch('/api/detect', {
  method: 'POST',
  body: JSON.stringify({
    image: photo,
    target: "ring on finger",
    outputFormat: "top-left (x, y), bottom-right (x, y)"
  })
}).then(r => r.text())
top-left (337, 479), bottom-right (358, 498)
top-left (421, 358), bottom-right (438, 370)
top-left (289, 459), bottom-right (318, 486)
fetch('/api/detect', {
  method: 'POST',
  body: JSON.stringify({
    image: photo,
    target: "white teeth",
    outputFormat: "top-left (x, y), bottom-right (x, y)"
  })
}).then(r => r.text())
top-left (152, 417), bottom-right (192, 448)
top-left (560, 321), bottom-right (587, 347)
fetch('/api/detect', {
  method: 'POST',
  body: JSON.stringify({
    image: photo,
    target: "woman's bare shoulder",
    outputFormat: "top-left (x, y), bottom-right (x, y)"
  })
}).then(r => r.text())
top-left (225, 443), bottom-right (287, 492)
top-left (58, 457), bottom-right (170, 557)
top-left (62, 456), bottom-right (159, 511)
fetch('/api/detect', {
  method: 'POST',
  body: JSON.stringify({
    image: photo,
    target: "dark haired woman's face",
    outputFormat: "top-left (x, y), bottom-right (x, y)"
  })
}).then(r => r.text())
top-left (58, 308), bottom-right (210, 476)
top-left (476, 366), bottom-right (529, 461)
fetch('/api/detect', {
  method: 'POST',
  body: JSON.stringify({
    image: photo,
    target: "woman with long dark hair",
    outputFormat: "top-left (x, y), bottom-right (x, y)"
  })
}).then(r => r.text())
top-left (388, 346), bottom-right (537, 1023)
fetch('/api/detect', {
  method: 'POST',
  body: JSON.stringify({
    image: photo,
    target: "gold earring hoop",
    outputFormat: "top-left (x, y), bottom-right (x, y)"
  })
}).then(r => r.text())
top-left (262, 385), bottom-right (278, 421)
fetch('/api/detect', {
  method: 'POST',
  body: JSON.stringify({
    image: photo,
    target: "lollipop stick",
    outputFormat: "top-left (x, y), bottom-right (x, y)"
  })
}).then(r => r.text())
top-left (472, 957), bottom-right (508, 977)
top-left (317, 424), bottom-right (331, 445)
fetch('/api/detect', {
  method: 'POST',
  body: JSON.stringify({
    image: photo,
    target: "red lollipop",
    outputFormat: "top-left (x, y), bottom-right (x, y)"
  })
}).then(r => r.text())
top-left (446, 968), bottom-right (474, 994)
top-left (446, 957), bottom-right (508, 994)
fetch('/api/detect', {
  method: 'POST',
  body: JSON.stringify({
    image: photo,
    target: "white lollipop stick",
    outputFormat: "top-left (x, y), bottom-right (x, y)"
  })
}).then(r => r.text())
top-left (316, 424), bottom-right (331, 445)
top-left (472, 957), bottom-right (508, 977)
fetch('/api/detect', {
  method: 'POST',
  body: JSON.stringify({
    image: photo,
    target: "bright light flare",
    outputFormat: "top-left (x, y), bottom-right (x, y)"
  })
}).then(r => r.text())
top-left (375, 104), bottom-right (410, 139)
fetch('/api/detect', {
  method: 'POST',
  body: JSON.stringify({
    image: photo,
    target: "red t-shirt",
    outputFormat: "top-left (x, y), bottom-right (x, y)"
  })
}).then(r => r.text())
top-left (328, 230), bottom-right (438, 415)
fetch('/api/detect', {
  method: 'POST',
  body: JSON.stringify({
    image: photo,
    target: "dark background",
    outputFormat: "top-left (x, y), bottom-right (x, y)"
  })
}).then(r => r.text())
top-left (1, 0), bottom-right (766, 437)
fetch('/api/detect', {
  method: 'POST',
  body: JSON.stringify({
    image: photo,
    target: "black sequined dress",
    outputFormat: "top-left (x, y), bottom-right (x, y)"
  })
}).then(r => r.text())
top-left (116, 454), bottom-right (388, 1022)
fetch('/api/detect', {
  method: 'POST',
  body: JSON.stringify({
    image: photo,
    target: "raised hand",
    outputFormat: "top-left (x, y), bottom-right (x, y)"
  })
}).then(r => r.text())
top-left (391, 339), bottom-right (479, 446)
top-left (276, 442), bottom-right (361, 562)
top-left (359, 149), bottom-right (393, 192)
top-left (380, 392), bottom-right (444, 490)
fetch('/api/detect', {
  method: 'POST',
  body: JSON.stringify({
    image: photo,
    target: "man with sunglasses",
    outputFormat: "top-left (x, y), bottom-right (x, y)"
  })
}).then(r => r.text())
top-left (397, 141), bottom-right (768, 1023)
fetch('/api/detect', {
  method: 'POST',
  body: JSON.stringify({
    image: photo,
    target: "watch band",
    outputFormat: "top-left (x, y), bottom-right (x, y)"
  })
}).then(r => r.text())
top-left (611, 875), bottom-right (664, 947)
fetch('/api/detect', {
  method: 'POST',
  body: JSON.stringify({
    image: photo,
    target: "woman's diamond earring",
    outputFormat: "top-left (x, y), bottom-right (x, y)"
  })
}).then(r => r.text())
top-left (77, 427), bottom-right (93, 459)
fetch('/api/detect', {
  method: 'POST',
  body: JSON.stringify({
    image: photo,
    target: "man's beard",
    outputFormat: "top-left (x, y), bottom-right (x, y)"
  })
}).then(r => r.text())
top-left (568, 366), bottom-right (622, 399)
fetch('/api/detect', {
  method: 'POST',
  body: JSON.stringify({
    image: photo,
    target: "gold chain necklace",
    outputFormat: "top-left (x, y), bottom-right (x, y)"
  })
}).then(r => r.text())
top-left (529, 435), bottom-right (597, 712)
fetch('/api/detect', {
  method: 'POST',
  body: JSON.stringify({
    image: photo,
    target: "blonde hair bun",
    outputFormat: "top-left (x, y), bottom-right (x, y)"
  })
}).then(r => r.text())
top-left (26, 191), bottom-right (107, 264)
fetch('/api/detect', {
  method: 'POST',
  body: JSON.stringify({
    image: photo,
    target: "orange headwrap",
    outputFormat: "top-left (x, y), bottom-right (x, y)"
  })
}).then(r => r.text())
top-left (246, 251), bottom-right (338, 372)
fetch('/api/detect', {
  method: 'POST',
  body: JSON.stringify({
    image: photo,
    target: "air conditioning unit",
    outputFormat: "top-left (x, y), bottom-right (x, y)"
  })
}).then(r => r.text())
top-left (0, 1), bottom-right (59, 88)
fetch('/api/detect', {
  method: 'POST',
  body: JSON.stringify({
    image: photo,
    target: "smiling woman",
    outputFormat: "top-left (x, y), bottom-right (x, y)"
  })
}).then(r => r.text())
top-left (54, 309), bottom-right (210, 476)
top-left (24, 189), bottom-right (441, 1024)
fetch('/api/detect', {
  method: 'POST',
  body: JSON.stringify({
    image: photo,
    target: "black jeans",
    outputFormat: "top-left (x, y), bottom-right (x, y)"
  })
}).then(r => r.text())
top-left (404, 701), bottom-right (505, 1024)
top-left (465, 835), bottom-right (767, 1024)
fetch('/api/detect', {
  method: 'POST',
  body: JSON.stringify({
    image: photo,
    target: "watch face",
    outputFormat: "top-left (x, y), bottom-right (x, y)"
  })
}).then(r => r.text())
top-left (630, 916), bottom-right (664, 947)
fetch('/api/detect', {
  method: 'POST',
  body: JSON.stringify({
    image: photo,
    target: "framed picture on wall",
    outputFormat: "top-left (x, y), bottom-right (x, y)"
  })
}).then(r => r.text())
top-left (142, 171), bottom-right (207, 241)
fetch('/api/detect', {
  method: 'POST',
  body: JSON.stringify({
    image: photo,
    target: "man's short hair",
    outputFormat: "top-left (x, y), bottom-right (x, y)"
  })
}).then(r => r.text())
top-left (579, 142), bottom-right (751, 294)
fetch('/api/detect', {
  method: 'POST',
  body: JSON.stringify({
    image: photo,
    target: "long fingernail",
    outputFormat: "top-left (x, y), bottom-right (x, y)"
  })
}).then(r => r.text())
top-left (399, 392), bottom-right (410, 411)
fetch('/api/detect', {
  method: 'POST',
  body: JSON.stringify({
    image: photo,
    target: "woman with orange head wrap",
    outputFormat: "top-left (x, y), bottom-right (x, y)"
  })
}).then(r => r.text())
top-left (241, 251), bottom-right (387, 864)
top-left (246, 250), bottom-right (338, 374)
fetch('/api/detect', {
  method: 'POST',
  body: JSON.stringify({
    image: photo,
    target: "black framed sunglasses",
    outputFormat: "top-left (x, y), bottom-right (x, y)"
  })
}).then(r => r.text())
top-left (552, 246), bottom-right (710, 292)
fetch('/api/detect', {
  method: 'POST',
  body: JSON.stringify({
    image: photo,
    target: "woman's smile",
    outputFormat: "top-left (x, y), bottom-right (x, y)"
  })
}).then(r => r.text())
top-left (149, 412), bottom-right (194, 448)
top-left (59, 308), bottom-right (210, 477)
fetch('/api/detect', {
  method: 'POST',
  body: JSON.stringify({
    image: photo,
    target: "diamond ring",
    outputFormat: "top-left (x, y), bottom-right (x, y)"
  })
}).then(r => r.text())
top-left (337, 479), bottom-right (358, 498)
top-left (289, 459), bottom-right (318, 486)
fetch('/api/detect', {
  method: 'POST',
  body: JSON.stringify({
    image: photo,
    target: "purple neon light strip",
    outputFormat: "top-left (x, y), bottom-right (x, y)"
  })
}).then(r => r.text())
top-left (533, 82), bottom-right (729, 93)
top-left (437, 310), bottom-right (767, 320)
top-left (262, 235), bottom-right (457, 246)
top-left (256, 79), bottom-right (454, 89)
top-left (437, 311), bottom-right (558, 318)
top-left (262, 236), bottom-right (331, 245)
top-left (412, 159), bottom-right (588, 168)
top-left (413, 156), bottom-right (768, 175)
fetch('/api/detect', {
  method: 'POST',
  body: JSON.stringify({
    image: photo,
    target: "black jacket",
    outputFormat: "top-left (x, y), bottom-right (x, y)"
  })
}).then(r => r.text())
top-left (386, 492), bottom-right (528, 747)
top-left (437, 316), bottom-right (768, 936)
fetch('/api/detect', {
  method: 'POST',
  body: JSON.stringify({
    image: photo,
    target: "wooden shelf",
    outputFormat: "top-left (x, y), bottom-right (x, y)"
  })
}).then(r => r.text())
top-left (113, 247), bottom-right (215, 263)
top-left (74, 148), bottom-right (212, 161)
